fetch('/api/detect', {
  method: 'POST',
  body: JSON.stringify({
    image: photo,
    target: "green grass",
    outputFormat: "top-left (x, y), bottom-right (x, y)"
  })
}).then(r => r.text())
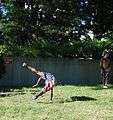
top-left (0, 85), bottom-right (113, 120)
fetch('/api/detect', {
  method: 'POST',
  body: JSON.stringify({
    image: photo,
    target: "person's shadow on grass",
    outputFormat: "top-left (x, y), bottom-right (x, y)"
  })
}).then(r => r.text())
top-left (59, 96), bottom-right (97, 103)
top-left (70, 96), bottom-right (97, 101)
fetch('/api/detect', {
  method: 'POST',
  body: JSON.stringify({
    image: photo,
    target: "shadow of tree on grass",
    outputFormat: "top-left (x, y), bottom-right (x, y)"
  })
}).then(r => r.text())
top-left (0, 92), bottom-right (26, 97)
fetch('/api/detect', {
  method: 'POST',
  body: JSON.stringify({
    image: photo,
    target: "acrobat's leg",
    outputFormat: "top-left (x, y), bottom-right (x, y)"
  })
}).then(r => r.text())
top-left (32, 91), bottom-right (45, 100)
top-left (32, 86), bottom-right (47, 100)
top-left (23, 63), bottom-right (40, 74)
top-left (27, 65), bottom-right (39, 74)
top-left (50, 88), bottom-right (53, 101)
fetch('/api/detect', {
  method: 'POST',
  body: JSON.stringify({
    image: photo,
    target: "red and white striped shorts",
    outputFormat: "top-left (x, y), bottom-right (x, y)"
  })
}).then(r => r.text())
top-left (43, 80), bottom-right (55, 92)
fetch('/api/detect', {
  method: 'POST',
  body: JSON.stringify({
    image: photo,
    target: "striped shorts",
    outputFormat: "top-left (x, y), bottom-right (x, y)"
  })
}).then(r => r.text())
top-left (43, 80), bottom-right (55, 92)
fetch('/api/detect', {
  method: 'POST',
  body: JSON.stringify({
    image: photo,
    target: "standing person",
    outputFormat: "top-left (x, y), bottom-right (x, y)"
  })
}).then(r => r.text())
top-left (100, 49), bottom-right (111, 88)
top-left (22, 62), bottom-right (55, 101)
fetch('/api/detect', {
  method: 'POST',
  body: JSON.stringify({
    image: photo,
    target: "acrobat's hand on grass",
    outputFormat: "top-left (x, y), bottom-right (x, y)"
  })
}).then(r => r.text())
top-left (32, 85), bottom-right (35, 88)
top-left (32, 84), bottom-right (38, 88)
top-left (22, 62), bottom-right (27, 67)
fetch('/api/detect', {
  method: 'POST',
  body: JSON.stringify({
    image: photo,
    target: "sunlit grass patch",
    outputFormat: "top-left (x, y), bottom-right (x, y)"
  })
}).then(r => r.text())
top-left (0, 85), bottom-right (113, 120)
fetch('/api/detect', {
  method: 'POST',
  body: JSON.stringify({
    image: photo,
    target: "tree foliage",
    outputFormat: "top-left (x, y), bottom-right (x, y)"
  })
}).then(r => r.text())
top-left (0, 0), bottom-right (113, 58)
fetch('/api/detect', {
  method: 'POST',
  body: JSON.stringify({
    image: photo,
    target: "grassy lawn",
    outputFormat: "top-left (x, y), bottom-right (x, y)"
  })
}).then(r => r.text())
top-left (0, 85), bottom-right (113, 120)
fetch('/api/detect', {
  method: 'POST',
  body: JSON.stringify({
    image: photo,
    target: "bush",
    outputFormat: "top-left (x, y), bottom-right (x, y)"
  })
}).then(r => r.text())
top-left (1, 38), bottom-right (113, 59)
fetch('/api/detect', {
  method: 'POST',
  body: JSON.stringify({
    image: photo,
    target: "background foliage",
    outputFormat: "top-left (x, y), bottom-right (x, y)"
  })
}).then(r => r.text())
top-left (0, 0), bottom-right (113, 58)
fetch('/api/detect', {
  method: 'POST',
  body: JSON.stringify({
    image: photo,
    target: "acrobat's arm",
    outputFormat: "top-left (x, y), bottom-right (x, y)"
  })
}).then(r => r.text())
top-left (32, 77), bottom-right (42, 87)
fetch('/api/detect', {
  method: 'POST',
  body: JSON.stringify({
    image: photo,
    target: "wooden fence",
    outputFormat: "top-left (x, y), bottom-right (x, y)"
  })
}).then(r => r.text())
top-left (0, 57), bottom-right (112, 87)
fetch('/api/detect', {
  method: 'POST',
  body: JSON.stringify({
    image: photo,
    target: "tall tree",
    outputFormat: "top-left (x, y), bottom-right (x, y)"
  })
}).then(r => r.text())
top-left (78, 0), bottom-right (113, 39)
top-left (1, 0), bottom-right (113, 57)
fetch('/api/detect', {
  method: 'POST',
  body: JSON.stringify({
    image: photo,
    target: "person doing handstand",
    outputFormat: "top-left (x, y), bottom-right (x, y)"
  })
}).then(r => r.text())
top-left (22, 62), bottom-right (55, 101)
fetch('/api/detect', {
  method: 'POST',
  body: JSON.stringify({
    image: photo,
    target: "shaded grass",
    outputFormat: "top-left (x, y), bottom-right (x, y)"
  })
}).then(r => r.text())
top-left (0, 85), bottom-right (113, 120)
